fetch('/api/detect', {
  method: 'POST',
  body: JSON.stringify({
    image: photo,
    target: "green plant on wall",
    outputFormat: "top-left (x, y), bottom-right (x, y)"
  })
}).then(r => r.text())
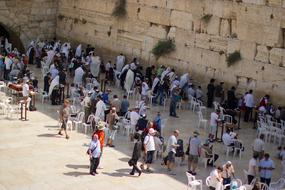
top-left (201, 14), bottom-right (213, 23)
top-left (227, 51), bottom-right (241, 66)
top-left (58, 14), bottom-right (64, 20)
top-left (152, 39), bottom-right (176, 59)
top-left (112, 0), bottom-right (127, 18)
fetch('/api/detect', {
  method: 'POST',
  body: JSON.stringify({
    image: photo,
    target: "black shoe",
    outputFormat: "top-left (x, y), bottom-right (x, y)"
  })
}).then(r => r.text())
top-left (129, 172), bottom-right (134, 175)
top-left (138, 170), bottom-right (142, 176)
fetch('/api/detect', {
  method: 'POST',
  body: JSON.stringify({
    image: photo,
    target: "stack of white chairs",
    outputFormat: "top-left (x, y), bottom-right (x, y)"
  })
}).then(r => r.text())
top-left (82, 114), bottom-right (99, 134)
top-left (73, 112), bottom-right (85, 131)
top-left (197, 111), bottom-right (208, 130)
top-left (38, 88), bottom-right (49, 104)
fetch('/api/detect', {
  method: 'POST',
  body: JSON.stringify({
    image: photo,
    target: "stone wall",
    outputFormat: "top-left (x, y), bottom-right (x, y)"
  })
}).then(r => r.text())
top-left (58, 0), bottom-right (284, 104)
top-left (0, 0), bottom-right (58, 48)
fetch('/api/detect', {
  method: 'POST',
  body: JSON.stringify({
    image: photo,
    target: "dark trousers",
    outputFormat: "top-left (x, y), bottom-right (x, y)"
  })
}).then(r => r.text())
top-left (244, 106), bottom-right (253, 122)
top-left (90, 157), bottom-right (100, 174)
top-left (169, 101), bottom-right (177, 116)
top-left (207, 154), bottom-right (219, 165)
top-left (260, 177), bottom-right (271, 186)
top-left (247, 175), bottom-right (255, 184)
top-left (59, 86), bottom-right (65, 103)
top-left (207, 95), bottom-right (214, 108)
top-left (130, 160), bottom-right (140, 174)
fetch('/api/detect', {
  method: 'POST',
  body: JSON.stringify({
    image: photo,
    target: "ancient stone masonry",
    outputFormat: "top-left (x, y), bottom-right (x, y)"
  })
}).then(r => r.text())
top-left (0, 0), bottom-right (58, 48)
top-left (1, 0), bottom-right (285, 103)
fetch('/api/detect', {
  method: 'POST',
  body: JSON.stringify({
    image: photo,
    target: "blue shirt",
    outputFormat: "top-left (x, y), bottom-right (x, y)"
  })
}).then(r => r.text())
top-left (120, 99), bottom-right (129, 113)
top-left (102, 93), bottom-right (109, 104)
top-left (259, 158), bottom-right (275, 179)
top-left (89, 140), bottom-right (101, 158)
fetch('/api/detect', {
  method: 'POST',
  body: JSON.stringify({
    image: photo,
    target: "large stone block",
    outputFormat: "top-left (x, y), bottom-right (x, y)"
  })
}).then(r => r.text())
top-left (209, 36), bottom-right (228, 52)
top-left (268, 0), bottom-right (283, 6)
top-left (242, 0), bottom-right (266, 5)
top-left (138, 6), bottom-right (171, 26)
top-left (206, 16), bottom-right (220, 36)
top-left (269, 48), bottom-right (285, 66)
top-left (195, 33), bottom-right (210, 50)
top-left (220, 19), bottom-right (231, 37)
top-left (227, 39), bottom-right (241, 54)
top-left (240, 41), bottom-right (257, 61)
top-left (146, 25), bottom-right (167, 39)
top-left (170, 10), bottom-right (193, 31)
top-left (255, 45), bottom-right (269, 63)
top-left (140, 0), bottom-right (167, 8)
top-left (166, 0), bottom-right (187, 11)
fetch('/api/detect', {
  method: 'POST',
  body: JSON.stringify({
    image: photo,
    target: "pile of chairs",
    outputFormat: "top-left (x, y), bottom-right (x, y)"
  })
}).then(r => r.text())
top-left (257, 114), bottom-right (285, 146)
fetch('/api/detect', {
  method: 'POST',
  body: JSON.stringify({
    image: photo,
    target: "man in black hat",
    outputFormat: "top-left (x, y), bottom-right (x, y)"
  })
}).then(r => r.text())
top-left (207, 79), bottom-right (215, 108)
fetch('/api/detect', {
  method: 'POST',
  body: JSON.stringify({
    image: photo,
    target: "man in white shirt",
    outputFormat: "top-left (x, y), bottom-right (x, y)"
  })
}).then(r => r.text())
top-left (209, 109), bottom-right (220, 142)
top-left (141, 128), bottom-right (156, 172)
top-left (95, 96), bottom-right (106, 120)
top-left (166, 130), bottom-right (180, 175)
top-left (222, 129), bottom-right (234, 147)
top-left (130, 108), bottom-right (140, 136)
top-left (244, 89), bottom-right (254, 122)
top-left (116, 53), bottom-right (125, 72)
top-left (247, 153), bottom-right (259, 184)
top-left (74, 66), bottom-right (84, 86)
top-left (22, 79), bottom-right (30, 99)
top-left (252, 134), bottom-right (265, 159)
top-left (141, 79), bottom-right (149, 99)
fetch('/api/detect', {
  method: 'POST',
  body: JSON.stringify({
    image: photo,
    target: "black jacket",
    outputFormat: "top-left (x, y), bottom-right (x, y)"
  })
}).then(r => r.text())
top-left (131, 141), bottom-right (142, 161)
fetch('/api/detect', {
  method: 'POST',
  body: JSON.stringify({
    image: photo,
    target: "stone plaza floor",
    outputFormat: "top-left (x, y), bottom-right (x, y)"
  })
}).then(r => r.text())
top-left (0, 65), bottom-right (283, 190)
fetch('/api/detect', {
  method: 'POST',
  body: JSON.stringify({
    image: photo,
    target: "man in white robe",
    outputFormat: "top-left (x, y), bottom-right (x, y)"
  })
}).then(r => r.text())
top-left (90, 55), bottom-right (101, 78)
top-left (95, 96), bottom-right (106, 120)
top-left (75, 44), bottom-right (82, 58)
top-left (116, 53), bottom-right (125, 72)
top-left (74, 66), bottom-right (84, 86)
top-left (46, 48), bottom-right (55, 66)
top-left (48, 75), bottom-right (59, 96)
top-left (124, 69), bottom-right (135, 92)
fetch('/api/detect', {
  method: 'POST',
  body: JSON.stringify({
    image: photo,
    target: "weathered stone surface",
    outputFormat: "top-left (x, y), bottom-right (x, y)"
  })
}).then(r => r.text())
top-left (138, 6), bottom-right (171, 26)
top-left (269, 48), bottom-right (285, 66)
top-left (170, 11), bottom-right (193, 30)
top-left (227, 39), bottom-right (241, 54)
top-left (242, 0), bottom-right (266, 5)
top-left (255, 45), bottom-right (269, 63)
top-left (240, 41), bottom-right (257, 61)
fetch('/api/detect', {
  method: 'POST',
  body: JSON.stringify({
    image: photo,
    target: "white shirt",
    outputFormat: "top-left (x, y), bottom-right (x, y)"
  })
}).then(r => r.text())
top-left (222, 133), bottom-right (234, 146)
top-left (167, 135), bottom-right (177, 153)
top-left (196, 89), bottom-right (203, 99)
top-left (244, 93), bottom-right (254, 107)
top-left (22, 83), bottom-right (29, 97)
top-left (105, 62), bottom-right (111, 71)
top-left (209, 169), bottom-right (221, 188)
top-left (116, 55), bottom-right (125, 71)
top-left (252, 138), bottom-right (265, 152)
top-left (144, 135), bottom-right (155, 151)
top-left (130, 111), bottom-right (140, 126)
top-left (5, 57), bottom-right (12, 70)
top-left (248, 158), bottom-right (257, 176)
top-left (95, 100), bottom-right (106, 120)
top-left (74, 67), bottom-right (84, 85)
top-left (210, 112), bottom-right (219, 127)
top-left (141, 82), bottom-right (149, 96)
top-left (151, 77), bottom-right (160, 92)
top-left (188, 87), bottom-right (195, 97)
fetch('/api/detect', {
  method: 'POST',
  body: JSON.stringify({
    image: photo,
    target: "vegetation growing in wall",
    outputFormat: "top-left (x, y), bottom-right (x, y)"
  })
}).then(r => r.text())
top-left (201, 14), bottom-right (213, 23)
top-left (227, 51), bottom-right (241, 66)
top-left (112, 0), bottom-right (127, 18)
top-left (58, 14), bottom-right (64, 20)
top-left (81, 18), bottom-right (87, 24)
top-left (152, 39), bottom-right (176, 59)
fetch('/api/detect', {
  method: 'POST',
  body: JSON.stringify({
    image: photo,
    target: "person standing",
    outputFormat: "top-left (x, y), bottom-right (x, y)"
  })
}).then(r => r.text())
top-left (141, 128), bottom-right (156, 173)
top-left (259, 153), bottom-right (275, 186)
top-left (252, 134), bottom-right (265, 159)
top-left (88, 133), bottom-right (101, 176)
top-left (209, 166), bottom-right (224, 190)
top-left (207, 79), bottom-right (215, 108)
top-left (247, 153), bottom-right (259, 184)
top-left (166, 130), bottom-right (180, 175)
top-left (82, 92), bottom-right (92, 123)
top-left (95, 96), bottom-right (106, 121)
top-left (106, 108), bottom-right (119, 147)
top-left (130, 107), bottom-right (140, 140)
top-left (169, 87), bottom-right (180, 118)
top-left (120, 95), bottom-right (129, 116)
top-left (215, 82), bottom-right (224, 104)
top-left (129, 133), bottom-right (142, 176)
top-left (244, 89), bottom-right (254, 122)
top-left (116, 53), bottom-right (125, 72)
top-left (227, 86), bottom-right (237, 109)
top-left (187, 131), bottom-right (201, 175)
top-left (209, 109), bottom-right (220, 142)
top-left (58, 99), bottom-right (70, 139)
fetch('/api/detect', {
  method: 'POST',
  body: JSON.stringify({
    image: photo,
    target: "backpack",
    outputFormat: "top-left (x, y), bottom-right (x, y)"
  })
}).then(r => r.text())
top-left (175, 139), bottom-right (184, 157)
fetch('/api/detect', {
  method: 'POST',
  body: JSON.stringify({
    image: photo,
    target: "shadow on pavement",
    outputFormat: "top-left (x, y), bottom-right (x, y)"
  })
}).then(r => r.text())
top-left (102, 168), bottom-right (135, 178)
top-left (66, 164), bottom-right (89, 169)
top-left (37, 133), bottom-right (61, 138)
top-left (63, 171), bottom-right (90, 177)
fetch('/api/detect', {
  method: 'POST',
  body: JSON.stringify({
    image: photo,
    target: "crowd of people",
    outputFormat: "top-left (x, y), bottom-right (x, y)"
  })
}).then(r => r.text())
top-left (1, 36), bottom-right (284, 189)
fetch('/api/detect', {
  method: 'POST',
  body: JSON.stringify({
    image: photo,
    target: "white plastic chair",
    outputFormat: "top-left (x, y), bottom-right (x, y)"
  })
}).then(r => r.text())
top-left (260, 182), bottom-right (269, 190)
top-left (0, 81), bottom-right (6, 92)
top-left (39, 88), bottom-right (49, 104)
top-left (73, 112), bottom-right (85, 131)
top-left (206, 176), bottom-right (211, 187)
top-left (82, 115), bottom-right (97, 134)
top-left (223, 114), bottom-right (233, 124)
top-left (197, 111), bottom-right (207, 130)
top-left (200, 148), bottom-right (213, 168)
top-left (186, 172), bottom-right (202, 190)
top-left (233, 140), bottom-right (243, 159)
top-left (224, 144), bottom-right (232, 157)
top-left (269, 178), bottom-right (285, 190)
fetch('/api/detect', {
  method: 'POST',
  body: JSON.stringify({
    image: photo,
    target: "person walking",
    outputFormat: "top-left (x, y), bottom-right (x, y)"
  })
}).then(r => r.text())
top-left (244, 89), bottom-right (254, 122)
top-left (88, 133), bottom-right (101, 176)
top-left (259, 153), bottom-right (275, 186)
top-left (252, 134), bottom-right (265, 159)
top-left (106, 108), bottom-right (119, 147)
top-left (129, 133), bottom-right (142, 176)
top-left (141, 128), bottom-right (156, 173)
top-left (166, 130), bottom-right (180, 175)
top-left (58, 99), bottom-right (70, 139)
top-left (169, 87), bottom-right (180, 118)
top-left (187, 131), bottom-right (201, 175)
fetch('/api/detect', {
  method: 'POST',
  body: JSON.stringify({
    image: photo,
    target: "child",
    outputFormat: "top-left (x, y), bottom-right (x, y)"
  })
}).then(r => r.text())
top-left (129, 133), bottom-right (142, 176)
